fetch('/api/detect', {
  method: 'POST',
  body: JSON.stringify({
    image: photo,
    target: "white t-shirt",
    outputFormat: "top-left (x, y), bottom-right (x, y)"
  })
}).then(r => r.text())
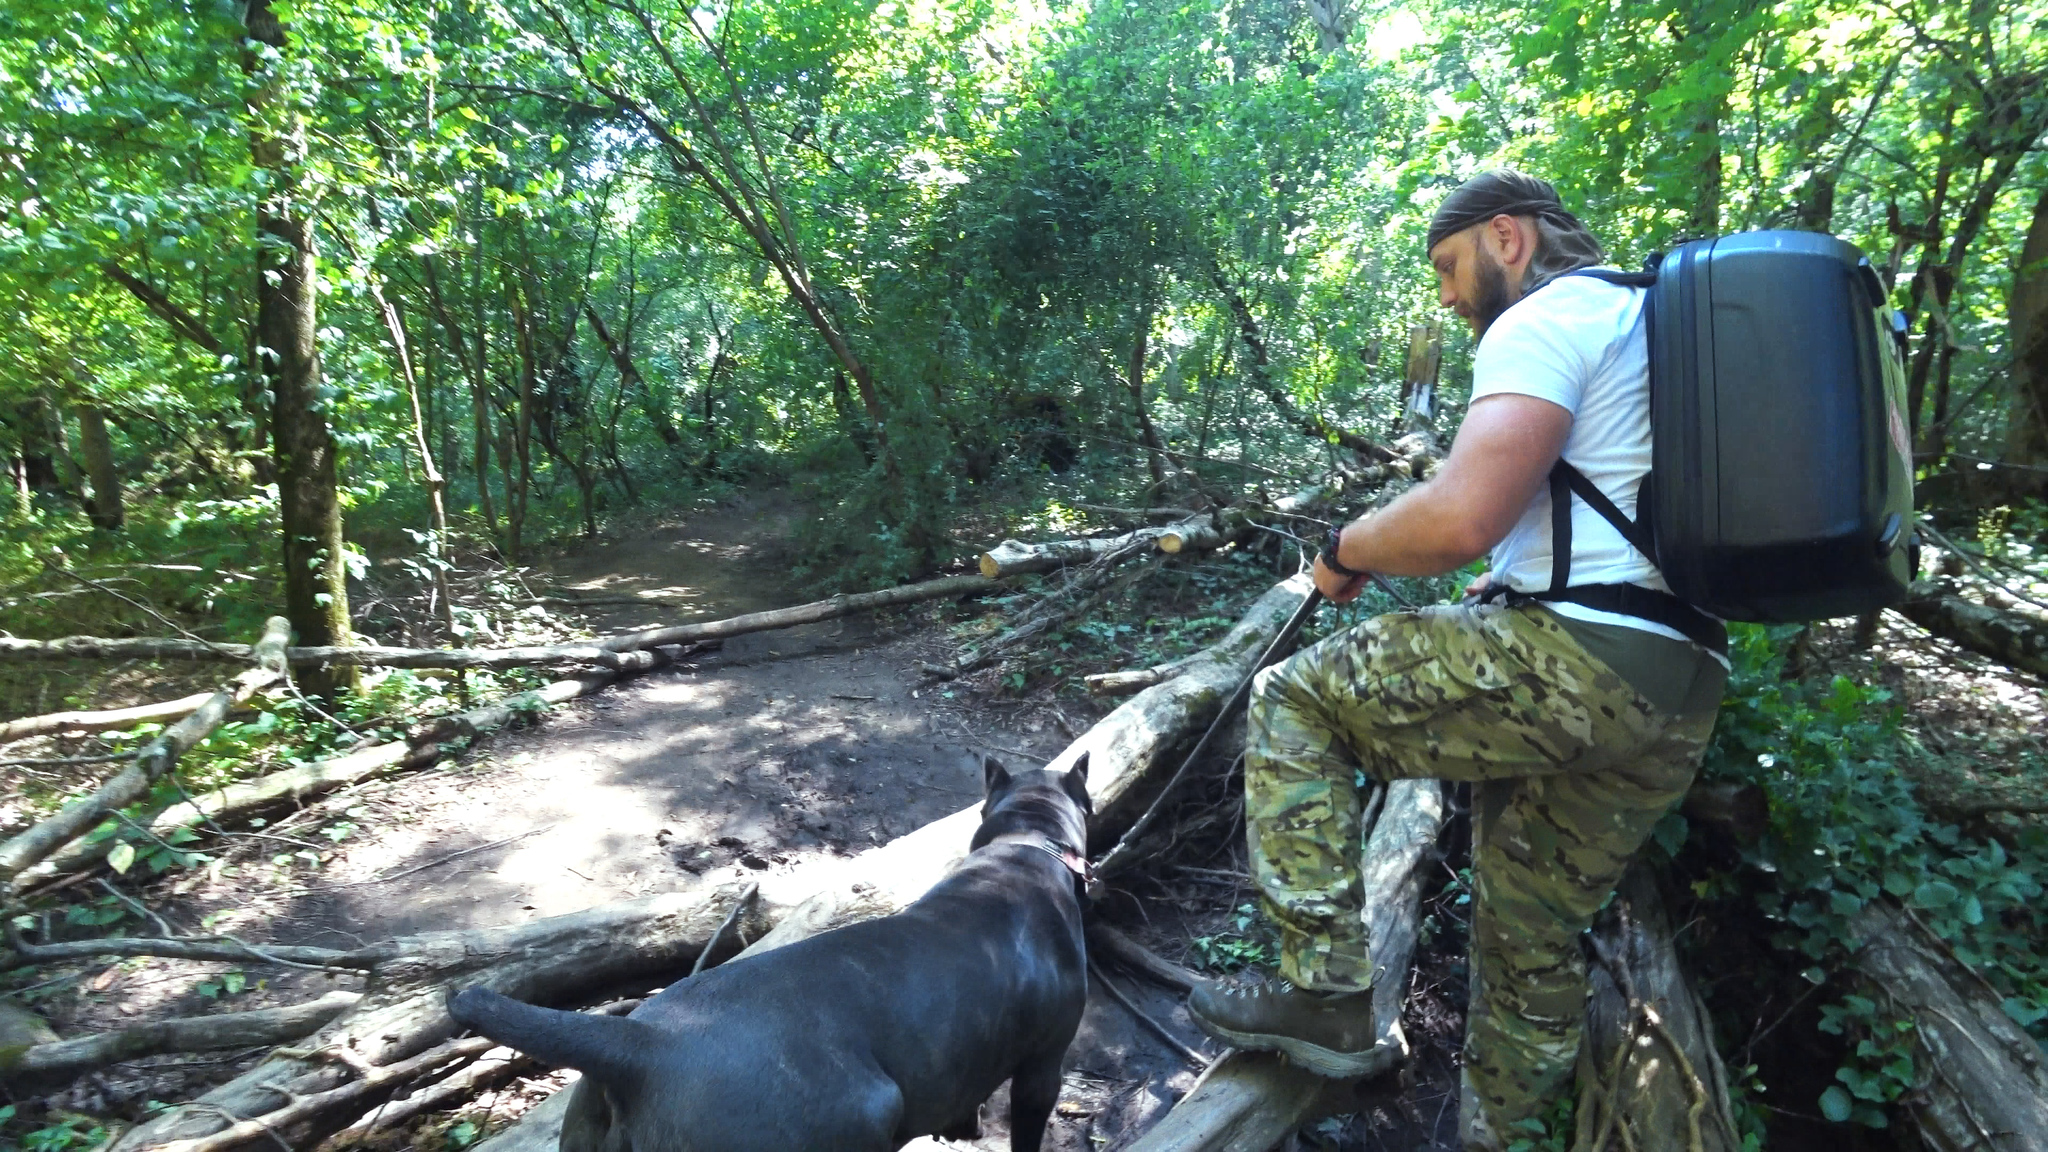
top-left (1470, 273), bottom-right (1703, 648)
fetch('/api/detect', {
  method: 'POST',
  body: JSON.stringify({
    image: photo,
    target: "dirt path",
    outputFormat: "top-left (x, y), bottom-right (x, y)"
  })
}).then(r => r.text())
top-left (124, 493), bottom-right (1215, 1149)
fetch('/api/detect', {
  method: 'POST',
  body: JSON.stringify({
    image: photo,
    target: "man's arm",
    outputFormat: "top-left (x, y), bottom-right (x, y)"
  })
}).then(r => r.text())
top-left (1316, 393), bottom-right (1571, 599)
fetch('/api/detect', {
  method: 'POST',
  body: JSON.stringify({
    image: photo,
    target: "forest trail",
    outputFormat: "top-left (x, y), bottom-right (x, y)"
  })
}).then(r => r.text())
top-left (129, 493), bottom-right (1215, 1150)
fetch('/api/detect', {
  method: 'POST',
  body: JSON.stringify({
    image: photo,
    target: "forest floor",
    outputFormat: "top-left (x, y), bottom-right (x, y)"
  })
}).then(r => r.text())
top-left (9, 490), bottom-right (1476, 1151)
top-left (13, 490), bottom-right (2045, 1151)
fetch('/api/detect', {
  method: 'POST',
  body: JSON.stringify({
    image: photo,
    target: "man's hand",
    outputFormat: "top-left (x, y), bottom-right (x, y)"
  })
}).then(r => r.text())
top-left (1464, 570), bottom-right (1493, 600)
top-left (1313, 555), bottom-right (1369, 603)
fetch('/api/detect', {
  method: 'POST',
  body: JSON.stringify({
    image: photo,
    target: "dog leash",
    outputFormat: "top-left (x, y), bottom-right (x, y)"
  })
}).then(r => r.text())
top-left (1087, 587), bottom-right (1327, 892)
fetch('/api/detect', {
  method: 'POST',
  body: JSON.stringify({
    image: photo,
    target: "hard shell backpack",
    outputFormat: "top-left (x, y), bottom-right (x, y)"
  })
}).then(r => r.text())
top-left (1532, 230), bottom-right (1916, 638)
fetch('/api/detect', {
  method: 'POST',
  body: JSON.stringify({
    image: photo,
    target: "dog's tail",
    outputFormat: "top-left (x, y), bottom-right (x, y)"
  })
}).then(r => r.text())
top-left (447, 986), bottom-right (654, 1087)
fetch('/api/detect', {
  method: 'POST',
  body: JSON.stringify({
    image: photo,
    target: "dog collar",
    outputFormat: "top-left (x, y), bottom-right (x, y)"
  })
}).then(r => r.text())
top-left (1035, 838), bottom-right (1096, 888)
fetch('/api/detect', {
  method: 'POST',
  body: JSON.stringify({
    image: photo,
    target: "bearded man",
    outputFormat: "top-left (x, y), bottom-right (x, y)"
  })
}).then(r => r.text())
top-left (1186, 170), bottom-right (1729, 1149)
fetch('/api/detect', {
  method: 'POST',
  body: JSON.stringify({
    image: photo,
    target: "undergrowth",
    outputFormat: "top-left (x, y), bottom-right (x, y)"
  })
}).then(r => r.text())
top-left (1686, 624), bottom-right (2048, 1135)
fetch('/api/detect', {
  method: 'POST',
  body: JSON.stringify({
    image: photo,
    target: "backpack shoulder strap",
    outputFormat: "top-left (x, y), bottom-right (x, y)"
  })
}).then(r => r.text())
top-left (1546, 460), bottom-right (1657, 593)
top-left (1565, 267), bottom-right (1658, 289)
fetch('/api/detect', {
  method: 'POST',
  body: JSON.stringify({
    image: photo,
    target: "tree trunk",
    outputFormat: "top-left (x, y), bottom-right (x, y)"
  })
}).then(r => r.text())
top-left (1130, 295), bottom-right (1170, 488)
top-left (586, 303), bottom-right (677, 450)
top-left (2004, 186), bottom-right (2048, 482)
top-left (74, 405), bottom-right (122, 530)
top-left (247, 0), bottom-right (352, 698)
top-left (1399, 322), bottom-right (1443, 437)
top-left (505, 276), bottom-right (538, 560)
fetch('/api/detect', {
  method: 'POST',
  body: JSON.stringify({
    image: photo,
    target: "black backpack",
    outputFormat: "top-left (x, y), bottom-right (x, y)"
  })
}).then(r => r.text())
top-left (1519, 231), bottom-right (1915, 646)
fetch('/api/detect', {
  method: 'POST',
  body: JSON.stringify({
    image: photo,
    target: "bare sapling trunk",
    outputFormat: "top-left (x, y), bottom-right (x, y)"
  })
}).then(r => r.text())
top-left (371, 281), bottom-right (458, 640)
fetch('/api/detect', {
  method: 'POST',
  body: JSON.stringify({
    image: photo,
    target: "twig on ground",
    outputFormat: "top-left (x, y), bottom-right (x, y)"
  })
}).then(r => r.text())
top-left (690, 882), bottom-right (760, 977)
top-left (295, 825), bottom-right (555, 892)
top-left (1089, 957), bottom-right (1211, 1069)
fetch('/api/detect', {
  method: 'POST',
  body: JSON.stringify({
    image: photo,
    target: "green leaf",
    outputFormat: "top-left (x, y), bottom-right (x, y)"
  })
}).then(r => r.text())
top-left (1909, 880), bottom-right (1958, 909)
top-left (1819, 1085), bottom-right (1853, 1123)
top-left (107, 842), bottom-right (137, 875)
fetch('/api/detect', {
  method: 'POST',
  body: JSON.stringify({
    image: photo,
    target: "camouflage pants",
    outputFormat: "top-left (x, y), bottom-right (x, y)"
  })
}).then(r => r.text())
top-left (1243, 602), bottom-right (1722, 1143)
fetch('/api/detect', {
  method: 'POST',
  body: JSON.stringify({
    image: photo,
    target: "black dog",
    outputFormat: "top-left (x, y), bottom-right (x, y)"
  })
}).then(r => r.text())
top-left (447, 755), bottom-right (1092, 1152)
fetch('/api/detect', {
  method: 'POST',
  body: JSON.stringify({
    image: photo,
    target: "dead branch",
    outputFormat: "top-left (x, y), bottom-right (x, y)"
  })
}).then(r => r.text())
top-left (4, 990), bottom-right (361, 1081)
top-left (1089, 957), bottom-right (1211, 1069)
top-left (147, 1035), bottom-right (498, 1152)
top-left (0, 692), bottom-right (225, 745)
top-left (108, 881), bottom-right (763, 1151)
top-left (3, 929), bottom-right (383, 972)
top-left (15, 648), bottom-right (710, 892)
top-left (0, 618), bottom-right (290, 889)
top-left (1121, 778), bottom-right (1449, 1151)
top-left (341, 1046), bottom-right (527, 1135)
top-left (1088, 924), bottom-right (1203, 993)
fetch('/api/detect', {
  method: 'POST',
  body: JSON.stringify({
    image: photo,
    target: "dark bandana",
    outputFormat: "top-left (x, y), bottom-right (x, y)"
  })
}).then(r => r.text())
top-left (1426, 170), bottom-right (1591, 253)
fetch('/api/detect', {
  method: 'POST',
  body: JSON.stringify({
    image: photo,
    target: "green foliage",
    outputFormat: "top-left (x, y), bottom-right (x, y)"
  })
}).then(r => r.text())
top-left (0, 1106), bottom-right (110, 1152)
top-left (1189, 902), bottom-right (1281, 973)
top-left (1695, 625), bottom-right (2048, 1128)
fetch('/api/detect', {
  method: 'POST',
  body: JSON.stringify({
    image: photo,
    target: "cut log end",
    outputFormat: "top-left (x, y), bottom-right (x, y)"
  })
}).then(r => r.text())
top-left (1158, 533), bottom-right (1188, 554)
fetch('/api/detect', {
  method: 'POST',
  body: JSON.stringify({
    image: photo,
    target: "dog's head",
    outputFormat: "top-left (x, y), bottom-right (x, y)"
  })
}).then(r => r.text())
top-left (968, 752), bottom-right (1091, 854)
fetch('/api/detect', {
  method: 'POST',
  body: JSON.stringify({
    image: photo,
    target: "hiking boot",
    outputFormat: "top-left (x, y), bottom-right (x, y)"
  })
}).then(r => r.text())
top-left (1186, 975), bottom-right (1378, 1077)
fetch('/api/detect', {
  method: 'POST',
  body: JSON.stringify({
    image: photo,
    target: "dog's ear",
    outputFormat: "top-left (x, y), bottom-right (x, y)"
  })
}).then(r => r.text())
top-left (983, 755), bottom-right (1012, 800)
top-left (1061, 752), bottom-right (1091, 811)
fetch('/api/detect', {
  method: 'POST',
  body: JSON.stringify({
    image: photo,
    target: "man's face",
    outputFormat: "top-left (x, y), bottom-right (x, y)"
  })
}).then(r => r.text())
top-left (1429, 223), bottom-right (1517, 337)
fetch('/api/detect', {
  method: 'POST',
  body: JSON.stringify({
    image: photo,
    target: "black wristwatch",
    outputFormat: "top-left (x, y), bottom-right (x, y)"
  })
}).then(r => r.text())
top-left (1320, 524), bottom-right (1365, 578)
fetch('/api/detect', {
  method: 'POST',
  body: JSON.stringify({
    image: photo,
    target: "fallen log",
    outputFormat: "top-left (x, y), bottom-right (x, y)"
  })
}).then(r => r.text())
top-left (106, 882), bottom-right (761, 1151)
top-left (0, 573), bottom-right (1004, 671)
top-left (1575, 866), bottom-right (1741, 1152)
top-left (977, 525), bottom-right (1187, 580)
top-left (1120, 778), bottom-right (1448, 1152)
top-left (0, 692), bottom-right (224, 745)
top-left (1084, 657), bottom-right (1197, 697)
top-left (2, 990), bottom-right (360, 1081)
top-left (0, 618), bottom-right (290, 889)
top-left (1894, 577), bottom-right (2048, 680)
top-left (1154, 471), bottom-right (1354, 557)
top-left (1844, 899), bottom-right (2048, 1149)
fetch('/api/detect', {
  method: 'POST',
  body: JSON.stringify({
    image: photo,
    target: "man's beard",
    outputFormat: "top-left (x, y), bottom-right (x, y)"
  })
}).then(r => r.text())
top-left (1469, 249), bottom-right (1513, 336)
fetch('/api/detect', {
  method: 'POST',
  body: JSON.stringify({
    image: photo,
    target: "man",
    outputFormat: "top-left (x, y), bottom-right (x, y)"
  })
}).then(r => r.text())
top-left (1186, 170), bottom-right (1729, 1149)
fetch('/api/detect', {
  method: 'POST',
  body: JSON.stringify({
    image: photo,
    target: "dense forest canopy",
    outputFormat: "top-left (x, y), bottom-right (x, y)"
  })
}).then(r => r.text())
top-left (5, 0), bottom-right (2042, 607)
top-left (1, 0), bottom-right (2047, 1149)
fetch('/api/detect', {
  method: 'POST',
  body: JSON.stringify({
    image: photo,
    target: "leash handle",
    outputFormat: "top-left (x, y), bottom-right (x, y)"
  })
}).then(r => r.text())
top-left (1088, 588), bottom-right (1324, 893)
